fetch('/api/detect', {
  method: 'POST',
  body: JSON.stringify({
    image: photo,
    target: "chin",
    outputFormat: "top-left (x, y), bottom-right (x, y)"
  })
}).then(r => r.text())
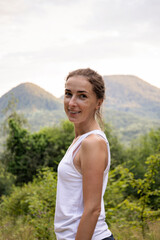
top-left (67, 116), bottom-right (80, 124)
top-left (68, 118), bottom-right (78, 123)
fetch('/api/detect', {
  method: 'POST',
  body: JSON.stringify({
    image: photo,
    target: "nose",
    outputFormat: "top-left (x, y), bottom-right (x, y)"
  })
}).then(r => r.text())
top-left (69, 95), bottom-right (77, 108)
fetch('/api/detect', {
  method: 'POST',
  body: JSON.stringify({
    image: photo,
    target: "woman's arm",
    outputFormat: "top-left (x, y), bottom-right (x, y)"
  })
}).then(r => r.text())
top-left (75, 134), bottom-right (108, 240)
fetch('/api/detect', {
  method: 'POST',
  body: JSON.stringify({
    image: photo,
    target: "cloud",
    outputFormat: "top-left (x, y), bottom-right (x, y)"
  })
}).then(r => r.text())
top-left (0, 0), bottom-right (160, 98)
top-left (83, 0), bottom-right (160, 45)
top-left (0, 0), bottom-right (92, 55)
top-left (0, 0), bottom-right (159, 61)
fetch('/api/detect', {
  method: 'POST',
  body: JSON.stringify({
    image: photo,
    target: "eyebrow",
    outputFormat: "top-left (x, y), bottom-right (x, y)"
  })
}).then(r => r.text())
top-left (65, 89), bottom-right (89, 94)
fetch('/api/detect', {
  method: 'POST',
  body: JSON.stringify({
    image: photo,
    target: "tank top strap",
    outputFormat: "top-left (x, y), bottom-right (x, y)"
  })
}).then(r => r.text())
top-left (69, 130), bottom-right (110, 172)
top-left (70, 129), bottom-right (108, 153)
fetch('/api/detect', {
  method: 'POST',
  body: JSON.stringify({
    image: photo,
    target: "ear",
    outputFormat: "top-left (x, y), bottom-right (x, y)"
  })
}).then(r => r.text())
top-left (96, 99), bottom-right (103, 110)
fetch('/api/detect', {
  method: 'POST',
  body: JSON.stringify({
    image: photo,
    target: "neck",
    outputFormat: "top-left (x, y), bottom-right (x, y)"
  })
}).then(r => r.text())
top-left (74, 119), bottom-right (101, 138)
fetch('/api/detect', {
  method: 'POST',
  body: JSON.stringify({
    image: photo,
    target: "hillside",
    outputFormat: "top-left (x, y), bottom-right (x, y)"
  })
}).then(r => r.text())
top-left (0, 82), bottom-right (63, 112)
top-left (104, 75), bottom-right (160, 119)
top-left (0, 82), bottom-right (65, 134)
top-left (0, 76), bottom-right (159, 145)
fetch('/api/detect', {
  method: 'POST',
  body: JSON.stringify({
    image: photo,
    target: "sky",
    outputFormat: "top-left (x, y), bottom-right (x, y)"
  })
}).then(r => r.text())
top-left (0, 0), bottom-right (160, 98)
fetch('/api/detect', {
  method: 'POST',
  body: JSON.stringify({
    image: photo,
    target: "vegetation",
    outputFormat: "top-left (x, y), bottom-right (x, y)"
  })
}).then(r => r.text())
top-left (104, 109), bottom-right (160, 145)
top-left (103, 75), bottom-right (160, 119)
top-left (1, 114), bottom-right (74, 185)
top-left (0, 111), bottom-right (160, 239)
top-left (0, 76), bottom-right (160, 144)
top-left (0, 167), bottom-right (57, 240)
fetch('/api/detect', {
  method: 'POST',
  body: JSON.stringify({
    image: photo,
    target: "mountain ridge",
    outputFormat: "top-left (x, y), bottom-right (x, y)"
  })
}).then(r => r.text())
top-left (103, 75), bottom-right (160, 119)
top-left (0, 75), bottom-right (159, 143)
top-left (104, 75), bottom-right (159, 101)
top-left (0, 82), bottom-right (63, 113)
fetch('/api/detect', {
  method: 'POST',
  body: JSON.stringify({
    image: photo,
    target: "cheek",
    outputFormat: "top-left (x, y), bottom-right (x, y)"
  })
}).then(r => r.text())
top-left (88, 101), bottom-right (98, 113)
top-left (64, 98), bottom-right (68, 109)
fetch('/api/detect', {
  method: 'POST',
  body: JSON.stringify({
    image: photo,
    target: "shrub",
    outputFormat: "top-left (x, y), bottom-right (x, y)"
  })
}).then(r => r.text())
top-left (0, 167), bottom-right (57, 240)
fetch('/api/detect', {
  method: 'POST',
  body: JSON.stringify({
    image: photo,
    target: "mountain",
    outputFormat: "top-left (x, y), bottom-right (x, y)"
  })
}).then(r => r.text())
top-left (104, 75), bottom-right (160, 119)
top-left (0, 82), bottom-right (63, 112)
top-left (0, 76), bottom-right (159, 144)
top-left (0, 82), bottom-right (65, 133)
top-left (102, 75), bottom-right (160, 142)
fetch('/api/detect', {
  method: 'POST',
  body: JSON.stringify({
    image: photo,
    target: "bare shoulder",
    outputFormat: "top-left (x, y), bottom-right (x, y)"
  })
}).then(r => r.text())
top-left (81, 133), bottom-right (107, 153)
top-left (80, 133), bottom-right (108, 172)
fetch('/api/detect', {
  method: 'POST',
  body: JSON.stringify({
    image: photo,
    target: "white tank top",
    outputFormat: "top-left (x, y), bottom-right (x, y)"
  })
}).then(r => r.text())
top-left (54, 130), bottom-right (112, 240)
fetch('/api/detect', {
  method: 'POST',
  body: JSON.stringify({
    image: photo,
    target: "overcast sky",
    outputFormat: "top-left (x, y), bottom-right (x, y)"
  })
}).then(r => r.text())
top-left (0, 0), bottom-right (160, 98)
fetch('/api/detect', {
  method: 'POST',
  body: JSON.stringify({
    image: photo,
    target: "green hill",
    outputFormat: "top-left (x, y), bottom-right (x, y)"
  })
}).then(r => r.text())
top-left (0, 76), bottom-right (159, 144)
top-left (104, 75), bottom-right (160, 119)
top-left (0, 82), bottom-right (65, 132)
top-left (0, 82), bottom-right (63, 111)
top-left (103, 75), bottom-right (160, 142)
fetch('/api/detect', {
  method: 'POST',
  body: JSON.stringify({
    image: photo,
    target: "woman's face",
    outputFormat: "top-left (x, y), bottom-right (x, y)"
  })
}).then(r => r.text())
top-left (64, 75), bottom-right (101, 124)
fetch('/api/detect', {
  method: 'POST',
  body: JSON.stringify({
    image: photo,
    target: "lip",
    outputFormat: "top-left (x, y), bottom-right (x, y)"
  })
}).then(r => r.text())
top-left (68, 109), bottom-right (81, 114)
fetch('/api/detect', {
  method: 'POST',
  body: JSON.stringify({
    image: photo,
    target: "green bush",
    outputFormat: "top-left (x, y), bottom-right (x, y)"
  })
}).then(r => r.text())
top-left (0, 162), bottom-right (15, 196)
top-left (1, 115), bottom-right (74, 184)
top-left (0, 216), bottom-right (36, 240)
top-left (0, 167), bottom-right (57, 240)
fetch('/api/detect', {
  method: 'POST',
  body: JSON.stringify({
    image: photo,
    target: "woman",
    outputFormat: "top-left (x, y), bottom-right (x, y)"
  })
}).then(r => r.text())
top-left (54, 68), bottom-right (115, 240)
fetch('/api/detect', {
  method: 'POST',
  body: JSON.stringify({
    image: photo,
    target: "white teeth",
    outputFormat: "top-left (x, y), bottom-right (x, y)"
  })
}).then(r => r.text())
top-left (69, 110), bottom-right (80, 114)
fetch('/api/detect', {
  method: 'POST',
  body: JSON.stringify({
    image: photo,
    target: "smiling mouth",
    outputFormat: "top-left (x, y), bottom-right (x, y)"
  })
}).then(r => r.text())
top-left (68, 110), bottom-right (81, 114)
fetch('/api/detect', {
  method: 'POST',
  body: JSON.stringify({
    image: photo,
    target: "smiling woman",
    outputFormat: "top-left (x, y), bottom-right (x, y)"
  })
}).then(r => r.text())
top-left (54, 68), bottom-right (115, 240)
top-left (65, 68), bottom-right (105, 131)
top-left (64, 75), bottom-right (102, 130)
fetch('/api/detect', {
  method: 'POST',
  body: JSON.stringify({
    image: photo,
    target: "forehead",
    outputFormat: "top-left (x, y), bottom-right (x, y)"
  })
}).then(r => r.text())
top-left (65, 75), bottom-right (93, 92)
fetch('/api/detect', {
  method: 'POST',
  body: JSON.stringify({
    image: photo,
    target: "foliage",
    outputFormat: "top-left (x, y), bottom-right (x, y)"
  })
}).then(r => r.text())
top-left (104, 123), bottom-right (126, 168)
top-left (110, 220), bottom-right (160, 240)
top-left (1, 95), bottom-right (28, 136)
top-left (0, 167), bottom-right (57, 240)
top-left (0, 107), bottom-right (160, 239)
top-left (105, 152), bottom-right (160, 238)
top-left (104, 165), bottom-right (134, 226)
top-left (105, 109), bottom-right (160, 145)
top-left (1, 113), bottom-right (74, 184)
top-left (39, 120), bottom-right (74, 170)
top-left (2, 112), bottom-right (124, 184)
top-left (0, 162), bottom-right (16, 196)
top-left (125, 128), bottom-right (160, 178)
top-left (0, 216), bottom-right (36, 240)
top-left (130, 153), bottom-right (160, 237)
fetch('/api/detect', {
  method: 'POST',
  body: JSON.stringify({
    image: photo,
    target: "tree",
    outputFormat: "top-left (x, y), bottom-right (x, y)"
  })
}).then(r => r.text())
top-left (105, 152), bottom-right (160, 238)
top-left (104, 123), bottom-right (126, 168)
top-left (125, 128), bottom-right (160, 179)
top-left (0, 162), bottom-right (15, 196)
top-left (1, 113), bottom-right (74, 184)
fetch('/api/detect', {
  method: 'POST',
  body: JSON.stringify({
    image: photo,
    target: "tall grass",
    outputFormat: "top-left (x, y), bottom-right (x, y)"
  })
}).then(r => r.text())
top-left (0, 219), bottom-right (159, 240)
top-left (111, 220), bottom-right (160, 240)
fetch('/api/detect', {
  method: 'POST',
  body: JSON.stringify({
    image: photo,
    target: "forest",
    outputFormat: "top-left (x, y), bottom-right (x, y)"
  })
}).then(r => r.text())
top-left (0, 109), bottom-right (160, 240)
